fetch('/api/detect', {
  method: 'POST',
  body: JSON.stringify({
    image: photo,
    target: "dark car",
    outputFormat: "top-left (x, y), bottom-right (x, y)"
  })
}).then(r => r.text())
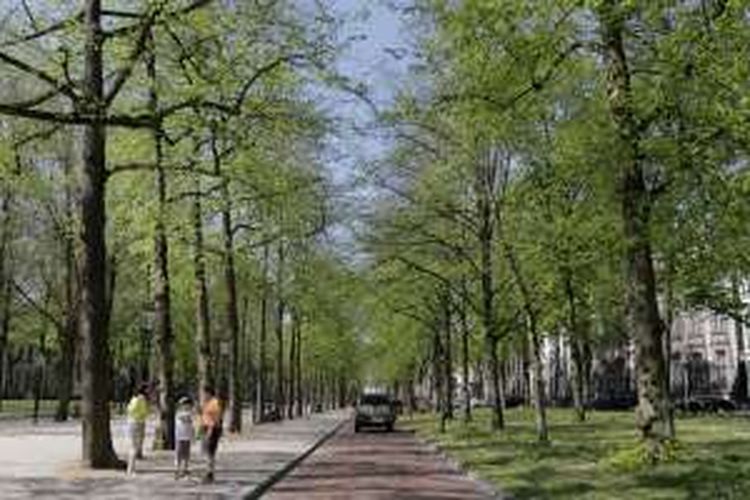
top-left (355, 393), bottom-right (396, 432)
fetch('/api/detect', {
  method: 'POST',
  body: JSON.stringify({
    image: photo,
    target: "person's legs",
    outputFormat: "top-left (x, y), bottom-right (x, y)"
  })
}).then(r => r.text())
top-left (127, 424), bottom-right (141, 475)
top-left (134, 422), bottom-right (145, 460)
top-left (203, 428), bottom-right (220, 482)
top-left (183, 442), bottom-right (191, 475)
top-left (174, 441), bottom-right (190, 477)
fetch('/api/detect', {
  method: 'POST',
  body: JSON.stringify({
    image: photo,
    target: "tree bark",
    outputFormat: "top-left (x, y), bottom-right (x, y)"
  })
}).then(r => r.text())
top-left (478, 185), bottom-right (503, 429)
top-left (211, 128), bottom-right (242, 433)
top-left (256, 244), bottom-right (269, 422)
top-left (288, 309), bottom-right (297, 420)
top-left (0, 165), bottom-right (14, 413)
top-left (442, 291), bottom-right (454, 421)
top-left (295, 316), bottom-right (303, 417)
top-left (433, 325), bottom-right (446, 432)
top-left (191, 171), bottom-right (213, 406)
top-left (599, 0), bottom-right (671, 445)
top-left (0, 277), bottom-right (10, 411)
top-left (459, 281), bottom-right (472, 422)
top-left (504, 241), bottom-right (548, 442)
top-left (56, 146), bottom-right (78, 422)
top-left (149, 37), bottom-right (175, 451)
top-left (79, 0), bottom-right (120, 468)
top-left (275, 242), bottom-right (286, 416)
top-left (731, 277), bottom-right (748, 402)
top-left (564, 272), bottom-right (589, 422)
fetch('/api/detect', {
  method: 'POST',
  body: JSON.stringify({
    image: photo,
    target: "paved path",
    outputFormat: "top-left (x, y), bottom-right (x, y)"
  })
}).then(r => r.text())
top-left (266, 422), bottom-right (500, 500)
top-left (0, 410), bottom-right (347, 499)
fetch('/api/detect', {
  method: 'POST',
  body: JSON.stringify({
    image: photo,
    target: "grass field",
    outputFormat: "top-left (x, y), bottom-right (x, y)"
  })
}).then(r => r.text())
top-left (0, 398), bottom-right (58, 416)
top-left (406, 407), bottom-right (750, 499)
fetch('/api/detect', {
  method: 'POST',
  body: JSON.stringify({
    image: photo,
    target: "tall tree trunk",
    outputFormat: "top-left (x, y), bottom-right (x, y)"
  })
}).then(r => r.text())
top-left (731, 277), bottom-right (748, 402)
top-left (240, 295), bottom-right (250, 411)
top-left (478, 188), bottom-right (503, 430)
top-left (528, 329), bottom-right (549, 442)
top-left (442, 291), bottom-right (453, 421)
top-left (55, 244), bottom-right (78, 422)
top-left (459, 282), bottom-right (472, 422)
top-left (564, 272), bottom-right (588, 422)
top-left (0, 277), bottom-right (10, 411)
top-left (192, 172), bottom-right (213, 406)
top-left (433, 326), bottom-right (446, 432)
top-left (0, 161), bottom-right (14, 413)
top-left (149, 38), bottom-right (175, 451)
top-left (256, 244), bottom-right (269, 422)
top-left (80, 0), bottom-right (120, 468)
top-left (33, 322), bottom-right (48, 424)
top-left (295, 317), bottom-right (303, 417)
top-left (505, 241), bottom-right (548, 442)
top-left (56, 147), bottom-right (78, 422)
top-left (487, 337), bottom-right (504, 429)
top-left (287, 310), bottom-right (297, 420)
top-left (475, 149), bottom-right (505, 430)
top-left (212, 128), bottom-right (242, 433)
top-left (662, 268), bottom-right (676, 439)
top-left (599, 1), bottom-right (671, 446)
top-left (275, 242), bottom-right (286, 416)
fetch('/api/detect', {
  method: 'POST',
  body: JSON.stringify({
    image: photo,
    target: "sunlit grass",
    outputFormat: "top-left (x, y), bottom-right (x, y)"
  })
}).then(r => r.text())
top-left (0, 398), bottom-right (58, 415)
top-left (406, 407), bottom-right (750, 499)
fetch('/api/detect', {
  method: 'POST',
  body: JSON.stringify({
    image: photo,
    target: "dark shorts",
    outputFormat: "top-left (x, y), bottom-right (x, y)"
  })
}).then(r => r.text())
top-left (176, 440), bottom-right (191, 461)
top-left (202, 426), bottom-right (222, 456)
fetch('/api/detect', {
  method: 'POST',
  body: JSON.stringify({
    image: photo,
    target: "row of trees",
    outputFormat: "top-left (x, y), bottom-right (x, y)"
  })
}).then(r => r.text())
top-left (0, 0), bottom-right (362, 468)
top-left (362, 0), bottom-right (750, 458)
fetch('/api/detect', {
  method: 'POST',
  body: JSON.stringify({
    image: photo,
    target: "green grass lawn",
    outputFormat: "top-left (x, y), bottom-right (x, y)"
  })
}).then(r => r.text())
top-left (0, 399), bottom-right (58, 415)
top-left (406, 407), bottom-right (750, 499)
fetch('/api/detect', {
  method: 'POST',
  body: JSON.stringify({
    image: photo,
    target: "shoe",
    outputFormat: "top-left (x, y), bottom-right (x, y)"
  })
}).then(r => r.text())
top-left (202, 472), bottom-right (214, 484)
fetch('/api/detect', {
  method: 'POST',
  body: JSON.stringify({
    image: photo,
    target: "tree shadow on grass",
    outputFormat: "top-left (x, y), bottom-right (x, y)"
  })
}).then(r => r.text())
top-left (631, 440), bottom-right (750, 499)
top-left (503, 464), bottom-right (595, 499)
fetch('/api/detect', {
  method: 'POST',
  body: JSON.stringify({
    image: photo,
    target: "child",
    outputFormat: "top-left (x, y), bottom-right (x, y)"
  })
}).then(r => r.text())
top-left (174, 396), bottom-right (195, 479)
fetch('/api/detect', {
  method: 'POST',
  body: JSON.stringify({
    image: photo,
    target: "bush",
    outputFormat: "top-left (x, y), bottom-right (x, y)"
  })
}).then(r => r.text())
top-left (601, 439), bottom-right (681, 472)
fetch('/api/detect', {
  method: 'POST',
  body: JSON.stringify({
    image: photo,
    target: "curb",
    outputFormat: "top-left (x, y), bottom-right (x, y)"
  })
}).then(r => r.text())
top-left (242, 415), bottom-right (350, 499)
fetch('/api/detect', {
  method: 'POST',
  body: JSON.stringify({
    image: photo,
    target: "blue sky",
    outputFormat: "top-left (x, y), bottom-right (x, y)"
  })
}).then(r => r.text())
top-left (321, 0), bottom-right (412, 175)
top-left (314, 0), bottom-right (414, 254)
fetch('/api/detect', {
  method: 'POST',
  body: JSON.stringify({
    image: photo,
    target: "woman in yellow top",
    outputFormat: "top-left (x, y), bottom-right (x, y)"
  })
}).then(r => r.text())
top-left (126, 383), bottom-right (150, 475)
top-left (201, 386), bottom-right (223, 483)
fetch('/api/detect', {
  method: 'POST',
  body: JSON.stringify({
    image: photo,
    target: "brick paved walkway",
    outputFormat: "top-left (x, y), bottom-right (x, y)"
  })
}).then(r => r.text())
top-left (266, 421), bottom-right (502, 500)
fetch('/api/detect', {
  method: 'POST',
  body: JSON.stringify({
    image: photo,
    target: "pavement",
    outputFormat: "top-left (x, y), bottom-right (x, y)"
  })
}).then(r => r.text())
top-left (0, 409), bottom-right (348, 499)
top-left (265, 421), bottom-right (502, 500)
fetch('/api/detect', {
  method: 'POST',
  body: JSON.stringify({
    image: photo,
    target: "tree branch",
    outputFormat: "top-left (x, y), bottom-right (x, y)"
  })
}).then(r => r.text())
top-left (104, 11), bottom-right (160, 107)
top-left (0, 51), bottom-right (78, 101)
top-left (0, 103), bottom-right (154, 128)
top-left (12, 279), bottom-right (63, 331)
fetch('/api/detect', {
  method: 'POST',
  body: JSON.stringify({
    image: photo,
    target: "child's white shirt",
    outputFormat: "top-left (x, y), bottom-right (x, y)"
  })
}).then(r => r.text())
top-left (175, 408), bottom-right (194, 442)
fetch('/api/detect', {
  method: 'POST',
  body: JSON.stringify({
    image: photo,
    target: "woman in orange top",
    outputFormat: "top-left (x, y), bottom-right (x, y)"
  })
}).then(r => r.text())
top-left (201, 386), bottom-right (223, 483)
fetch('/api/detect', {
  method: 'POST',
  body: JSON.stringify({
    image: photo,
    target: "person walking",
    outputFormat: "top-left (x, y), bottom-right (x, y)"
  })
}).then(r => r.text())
top-left (200, 386), bottom-right (223, 483)
top-left (126, 383), bottom-right (150, 476)
top-left (174, 396), bottom-right (195, 479)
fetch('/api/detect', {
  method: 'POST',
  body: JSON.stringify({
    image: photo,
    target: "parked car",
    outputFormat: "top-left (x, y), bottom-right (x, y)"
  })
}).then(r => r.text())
top-left (676, 396), bottom-right (736, 414)
top-left (355, 393), bottom-right (396, 432)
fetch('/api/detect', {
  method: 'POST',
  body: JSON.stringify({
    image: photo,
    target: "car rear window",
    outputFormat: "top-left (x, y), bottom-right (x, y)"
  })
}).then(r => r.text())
top-left (359, 394), bottom-right (391, 405)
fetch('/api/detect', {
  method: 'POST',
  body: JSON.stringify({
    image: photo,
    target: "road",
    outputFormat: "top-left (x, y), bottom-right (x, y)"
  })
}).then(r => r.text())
top-left (265, 422), bottom-right (500, 500)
